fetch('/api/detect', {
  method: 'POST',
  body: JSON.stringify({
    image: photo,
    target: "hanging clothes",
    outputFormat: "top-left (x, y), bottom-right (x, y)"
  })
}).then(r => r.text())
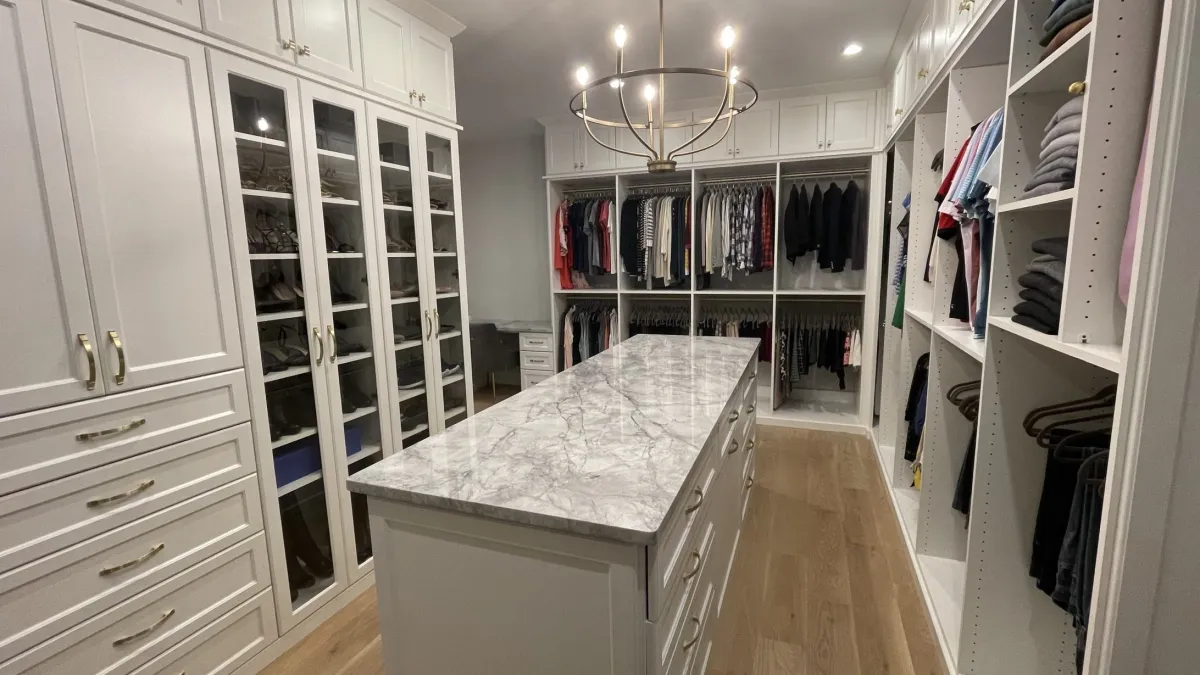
top-left (903, 353), bottom-right (930, 462)
top-left (553, 196), bottom-right (615, 290)
top-left (559, 303), bottom-right (618, 368)
top-left (697, 184), bottom-right (775, 281)
top-left (773, 309), bottom-right (862, 404)
top-left (628, 303), bottom-right (690, 336)
top-left (618, 194), bottom-right (691, 288)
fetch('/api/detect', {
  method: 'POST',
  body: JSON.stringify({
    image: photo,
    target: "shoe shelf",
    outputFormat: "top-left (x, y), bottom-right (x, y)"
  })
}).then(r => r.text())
top-left (336, 351), bottom-right (372, 366)
top-left (264, 364), bottom-right (312, 383)
top-left (388, 252), bottom-right (417, 258)
top-left (429, 209), bottom-right (454, 217)
top-left (436, 291), bottom-right (459, 300)
top-left (394, 339), bottom-right (422, 351)
top-left (331, 302), bottom-right (369, 313)
top-left (391, 297), bottom-right (419, 305)
top-left (445, 405), bottom-right (467, 420)
top-left (432, 251), bottom-right (456, 258)
top-left (234, 131), bottom-right (288, 150)
top-left (326, 252), bottom-right (364, 259)
top-left (320, 196), bottom-right (360, 207)
top-left (277, 468), bottom-right (323, 496)
top-left (342, 405), bottom-right (378, 424)
top-left (250, 253), bottom-right (301, 261)
top-left (438, 330), bottom-right (462, 341)
top-left (346, 443), bottom-right (383, 466)
top-left (427, 171), bottom-right (452, 183)
top-left (401, 423), bottom-right (429, 440)
top-left (442, 373), bottom-right (464, 387)
top-left (380, 160), bottom-right (410, 173)
top-left (396, 387), bottom-right (426, 403)
top-left (257, 309), bottom-right (306, 323)
top-left (242, 188), bottom-right (293, 201)
top-left (270, 426), bottom-right (318, 451)
top-left (382, 204), bottom-right (413, 212)
top-left (316, 147), bottom-right (356, 163)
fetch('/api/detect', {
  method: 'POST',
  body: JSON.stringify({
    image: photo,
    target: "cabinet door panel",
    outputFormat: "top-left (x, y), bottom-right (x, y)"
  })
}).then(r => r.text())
top-left (946, 0), bottom-right (972, 51)
top-left (914, 7), bottom-right (934, 99)
top-left (49, 3), bottom-right (243, 391)
top-left (114, 0), bottom-right (200, 27)
top-left (731, 102), bottom-right (778, 159)
top-left (0, 0), bottom-right (101, 416)
top-left (360, 0), bottom-right (411, 104)
top-left (825, 91), bottom-right (877, 151)
top-left (201, 0), bottom-right (293, 61)
top-left (545, 125), bottom-right (579, 175)
top-left (616, 127), bottom-right (650, 169)
top-left (292, 0), bottom-right (361, 85)
top-left (778, 96), bottom-right (826, 155)
top-left (409, 19), bottom-right (456, 121)
top-left (580, 126), bottom-right (614, 172)
top-left (689, 110), bottom-right (734, 164)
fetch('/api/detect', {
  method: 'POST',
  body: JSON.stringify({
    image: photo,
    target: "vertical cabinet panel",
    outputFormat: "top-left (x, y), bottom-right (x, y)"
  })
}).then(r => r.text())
top-left (291, 0), bottom-right (361, 85)
top-left (49, 2), bottom-right (243, 392)
top-left (545, 125), bottom-right (579, 174)
top-left (826, 91), bottom-right (878, 151)
top-left (778, 96), bottom-right (826, 154)
top-left (0, 0), bottom-right (102, 416)
top-left (200, 0), bottom-right (294, 61)
top-left (359, 0), bottom-right (411, 104)
top-left (580, 126), bottom-right (615, 172)
top-left (731, 101), bottom-right (778, 159)
top-left (690, 110), bottom-right (734, 164)
top-left (409, 19), bottom-right (456, 121)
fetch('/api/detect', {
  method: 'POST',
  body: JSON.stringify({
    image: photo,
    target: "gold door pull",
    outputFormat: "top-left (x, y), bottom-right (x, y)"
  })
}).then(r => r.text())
top-left (76, 418), bottom-right (147, 443)
top-left (99, 543), bottom-right (165, 576)
top-left (1068, 81), bottom-right (1087, 95)
top-left (108, 331), bottom-right (126, 385)
top-left (112, 609), bottom-right (175, 647)
top-left (328, 325), bottom-right (337, 363)
top-left (79, 334), bottom-right (96, 391)
top-left (313, 327), bottom-right (324, 365)
top-left (86, 478), bottom-right (155, 506)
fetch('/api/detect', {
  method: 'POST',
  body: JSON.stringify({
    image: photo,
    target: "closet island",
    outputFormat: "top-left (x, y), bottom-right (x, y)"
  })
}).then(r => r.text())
top-left (347, 334), bottom-right (759, 675)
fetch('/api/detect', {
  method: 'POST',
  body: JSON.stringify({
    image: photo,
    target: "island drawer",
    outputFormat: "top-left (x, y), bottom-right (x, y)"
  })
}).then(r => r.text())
top-left (0, 534), bottom-right (270, 675)
top-left (127, 590), bottom-right (276, 675)
top-left (661, 560), bottom-right (719, 675)
top-left (651, 519), bottom-right (715, 673)
top-left (0, 371), bottom-right (249, 497)
top-left (0, 476), bottom-right (262, 663)
top-left (0, 424), bottom-right (255, 574)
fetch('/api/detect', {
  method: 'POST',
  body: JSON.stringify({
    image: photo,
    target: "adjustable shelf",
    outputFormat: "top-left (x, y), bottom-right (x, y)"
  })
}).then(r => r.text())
top-left (401, 423), bottom-right (428, 440)
top-left (342, 406), bottom-right (378, 424)
top-left (396, 387), bottom-right (426, 403)
top-left (336, 351), bottom-right (372, 366)
top-left (277, 469), bottom-right (322, 496)
top-left (316, 147), bottom-right (356, 163)
top-left (445, 405), bottom-right (467, 419)
top-left (270, 426), bottom-right (318, 450)
top-left (257, 309), bottom-right (306, 323)
top-left (394, 339), bottom-right (422, 351)
top-left (933, 324), bottom-right (985, 363)
top-left (250, 253), bottom-right (301, 261)
top-left (996, 188), bottom-right (1076, 213)
top-left (442, 373), bottom-right (464, 386)
top-left (234, 131), bottom-right (287, 150)
top-left (988, 316), bottom-right (1121, 372)
top-left (346, 443), bottom-right (383, 466)
top-left (263, 364), bottom-right (312, 383)
top-left (380, 161), bottom-right (410, 172)
top-left (439, 330), bottom-right (462, 341)
top-left (242, 188), bottom-right (293, 201)
top-left (1007, 23), bottom-right (1093, 97)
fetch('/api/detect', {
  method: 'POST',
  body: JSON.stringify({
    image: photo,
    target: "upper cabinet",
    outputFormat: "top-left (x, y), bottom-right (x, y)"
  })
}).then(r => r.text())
top-left (778, 96), bottom-right (826, 154)
top-left (113, 0), bottom-right (200, 27)
top-left (913, 5), bottom-right (934, 98)
top-left (358, 0), bottom-right (457, 121)
top-left (201, 0), bottom-right (296, 64)
top-left (779, 92), bottom-right (877, 154)
top-left (945, 0), bottom-right (974, 52)
top-left (543, 123), bottom-right (614, 174)
top-left (290, 0), bottom-right (361, 84)
top-left (730, 101), bottom-right (778, 159)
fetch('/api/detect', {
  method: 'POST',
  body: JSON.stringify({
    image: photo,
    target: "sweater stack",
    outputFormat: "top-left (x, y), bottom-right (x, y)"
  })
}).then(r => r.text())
top-left (1012, 236), bottom-right (1069, 335)
top-left (1040, 0), bottom-right (1094, 60)
top-left (1022, 96), bottom-right (1084, 199)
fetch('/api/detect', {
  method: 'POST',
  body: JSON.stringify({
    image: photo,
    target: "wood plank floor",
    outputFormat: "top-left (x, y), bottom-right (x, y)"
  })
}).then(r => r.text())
top-left (260, 427), bottom-right (945, 675)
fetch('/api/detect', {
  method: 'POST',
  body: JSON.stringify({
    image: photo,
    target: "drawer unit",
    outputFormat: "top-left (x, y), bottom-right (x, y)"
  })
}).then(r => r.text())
top-left (128, 591), bottom-right (276, 675)
top-left (1, 534), bottom-right (270, 675)
top-left (663, 576), bottom-right (717, 675)
top-left (519, 350), bottom-right (555, 372)
top-left (520, 371), bottom-right (552, 390)
top-left (518, 332), bottom-right (553, 353)
top-left (0, 371), bottom-right (250, 497)
top-left (0, 476), bottom-right (262, 663)
top-left (0, 424), bottom-right (254, 574)
top-left (652, 519), bottom-right (715, 673)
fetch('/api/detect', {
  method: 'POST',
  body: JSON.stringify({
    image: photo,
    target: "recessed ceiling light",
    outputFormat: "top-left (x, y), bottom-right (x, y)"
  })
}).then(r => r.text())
top-left (843, 42), bottom-right (863, 56)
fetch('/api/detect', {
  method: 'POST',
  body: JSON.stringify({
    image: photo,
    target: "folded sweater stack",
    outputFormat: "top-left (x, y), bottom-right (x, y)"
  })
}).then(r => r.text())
top-left (1022, 96), bottom-right (1084, 199)
top-left (1013, 236), bottom-right (1069, 335)
top-left (1040, 0), bottom-right (1094, 59)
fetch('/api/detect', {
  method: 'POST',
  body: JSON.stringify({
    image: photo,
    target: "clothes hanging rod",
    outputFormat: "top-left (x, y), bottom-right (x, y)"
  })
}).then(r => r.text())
top-left (626, 182), bottom-right (692, 193)
top-left (696, 170), bottom-right (867, 186)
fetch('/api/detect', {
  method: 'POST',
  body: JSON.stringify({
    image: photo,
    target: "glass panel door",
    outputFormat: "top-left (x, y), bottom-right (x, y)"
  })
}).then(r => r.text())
top-left (367, 105), bottom-right (437, 448)
top-left (224, 71), bottom-right (342, 611)
top-left (301, 84), bottom-right (392, 577)
top-left (423, 129), bottom-right (472, 430)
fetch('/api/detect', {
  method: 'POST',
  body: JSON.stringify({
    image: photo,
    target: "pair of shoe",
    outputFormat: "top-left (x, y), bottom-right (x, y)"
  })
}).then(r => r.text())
top-left (397, 365), bottom-right (425, 390)
top-left (261, 326), bottom-right (310, 374)
top-left (326, 232), bottom-right (355, 253)
top-left (341, 379), bottom-right (374, 410)
top-left (268, 385), bottom-right (319, 441)
top-left (386, 236), bottom-right (415, 253)
top-left (394, 323), bottom-right (422, 343)
top-left (391, 282), bottom-right (419, 299)
top-left (441, 361), bottom-right (461, 377)
top-left (280, 492), bottom-right (335, 601)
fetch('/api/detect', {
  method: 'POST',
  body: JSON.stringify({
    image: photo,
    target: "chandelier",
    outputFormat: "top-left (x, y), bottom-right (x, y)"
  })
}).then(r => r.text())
top-left (569, 0), bottom-right (758, 173)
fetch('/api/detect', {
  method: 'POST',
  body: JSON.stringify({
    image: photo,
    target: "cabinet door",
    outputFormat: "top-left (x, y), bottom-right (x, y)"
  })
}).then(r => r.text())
top-left (409, 19), bottom-right (456, 121)
top-left (945, 0), bottom-right (972, 51)
top-left (616, 127), bottom-right (651, 169)
top-left (889, 49), bottom-right (909, 123)
top-left (49, 3), bottom-right (243, 391)
top-left (291, 0), bottom-right (361, 85)
top-left (778, 96), bottom-right (826, 154)
top-left (689, 110), bottom-right (735, 164)
top-left (359, 0), bottom-right (412, 105)
top-left (201, 0), bottom-right (294, 61)
top-left (931, 0), bottom-right (950, 75)
top-left (731, 101), bottom-right (778, 159)
top-left (825, 91), bottom-right (878, 151)
top-left (579, 125), bottom-right (615, 172)
top-left (0, 0), bottom-right (102, 417)
top-left (914, 7), bottom-right (934, 97)
top-left (113, 0), bottom-right (200, 27)
top-left (545, 124), bottom-right (579, 174)
top-left (663, 112), bottom-right (695, 166)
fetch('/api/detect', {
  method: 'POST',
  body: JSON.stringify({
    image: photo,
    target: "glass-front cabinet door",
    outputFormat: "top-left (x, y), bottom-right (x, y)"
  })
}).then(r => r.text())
top-left (209, 54), bottom-right (347, 631)
top-left (421, 129), bottom-right (474, 430)
top-left (299, 82), bottom-right (393, 583)
top-left (366, 103), bottom-right (438, 448)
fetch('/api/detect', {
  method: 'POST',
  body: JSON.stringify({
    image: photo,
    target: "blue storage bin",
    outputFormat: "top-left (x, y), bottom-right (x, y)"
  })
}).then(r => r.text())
top-left (344, 426), bottom-right (363, 457)
top-left (274, 438), bottom-right (321, 487)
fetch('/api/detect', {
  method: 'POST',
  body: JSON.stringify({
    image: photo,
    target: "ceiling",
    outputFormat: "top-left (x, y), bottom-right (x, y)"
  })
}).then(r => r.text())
top-left (427, 0), bottom-right (914, 141)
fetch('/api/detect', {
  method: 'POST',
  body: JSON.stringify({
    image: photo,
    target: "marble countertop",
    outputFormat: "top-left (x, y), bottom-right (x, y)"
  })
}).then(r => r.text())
top-left (470, 319), bottom-right (553, 334)
top-left (348, 334), bottom-right (759, 544)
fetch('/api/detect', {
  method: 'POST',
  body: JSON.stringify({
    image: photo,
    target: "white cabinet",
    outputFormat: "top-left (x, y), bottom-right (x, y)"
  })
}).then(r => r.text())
top-left (544, 124), bottom-right (614, 174)
top-left (47, 0), bottom-right (243, 394)
top-left (778, 95), bottom-right (826, 154)
top-left (359, 0), bottom-right (457, 121)
top-left (200, 0), bottom-right (294, 61)
top-left (616, 112), bottom-right (694, 169)
top-left (290, 0), bottom-right (361, 84)
top-left (730, 101), bottom-right (778, 159)
top-left (408, 18), bottom-right (456, 121)
top-left (0, 0), bottom-right (102, 417)
top-left (914, 5), bottom-right (934, 98)
top-left (945, 0), bottom-right (973, 52)
top-left (113, 0), bottom-right (200, 27)
top-left (579, 126), bottom-right (615, 172)
top-left (545, 124), bottom-right (580, 174)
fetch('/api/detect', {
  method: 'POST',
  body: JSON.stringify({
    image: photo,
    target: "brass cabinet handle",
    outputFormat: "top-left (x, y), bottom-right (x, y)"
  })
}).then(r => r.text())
top-left (418, 93), bottom-right (427, 104)
top-left (298, 44), bottom-right (312, 56)
top-left (328, 325), bottom-right (337, 363)
top-left (433, 308), bottom-right (440, 337)
top-left (918, 68), bottom-right (929, 79)
top-left (282, 39), bottom-right (298, 51)
top-left (112, 608), bottom-right (175, 647)
top-left (727, 439), bottom-right (740, 455)
top-left (108, 331), bottom-right (126, 385)
top-left (86, 478), bottom-right (154, 507)
top-left (681, 617), bottom-right (701, 650)
top-left (312, 327), bottom-right (324, 365)
top-left (684, 487), bottom-right (704, 514)
top-left (424, 312), bottom-right (433, 339)
top-left (682, 551), bottom-right (702, 580)
top-left (76, 418), bottom-right (147, 443)
top-left (79, 334), bottom-right (96, 391)
top-left (100, 543), bottom-right (165, 577)
top-left (895, 107), bottom-right (904, 116)
top-left (1068, 81), bottom-right (1087, 95)
top-left (958, 0), bottom-right (973, 12)
top-left (728, 410), bottom-right (739, 423)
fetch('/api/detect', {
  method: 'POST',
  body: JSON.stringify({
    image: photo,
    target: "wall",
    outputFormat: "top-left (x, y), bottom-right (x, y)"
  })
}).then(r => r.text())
top-left (460, 134), bottom-right (550, 324)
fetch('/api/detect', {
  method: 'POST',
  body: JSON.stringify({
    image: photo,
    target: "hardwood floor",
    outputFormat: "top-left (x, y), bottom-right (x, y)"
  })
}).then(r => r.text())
top-left (260, 427), bottom-right (945, 675)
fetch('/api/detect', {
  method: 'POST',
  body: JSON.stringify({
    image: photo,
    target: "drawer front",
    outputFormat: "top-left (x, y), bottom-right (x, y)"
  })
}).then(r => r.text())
top-left (0, 424), bottom-right (254, 573)
top-left (653, 519), bottom-right (715, 671)
top-left (519, 351), bottom-right (555, 372)
top-left (520, 371), bottom-right (552, 390)
top-left (0, 371), bottom-right (249, 496)
top-left (518, 333), bottom-right (553, 352)
top-left (3, 534), bottom-right (270, 675)
top-left (128, 590), bottom-right (276, 675)
top-left (0, 477), bottom-right (262, 663)
top-left (663, 580), bottom-right (716, 675)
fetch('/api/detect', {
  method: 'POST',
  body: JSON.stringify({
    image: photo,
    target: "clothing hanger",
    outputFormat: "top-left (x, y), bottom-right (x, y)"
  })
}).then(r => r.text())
top-left (1034, 412), bottom-right (1114, 449)
top-left (1051, 428), bottom-right (1112, 462)
top-left (947, 380), bottom-right (981, 403)
top-left (1023, 385), bottom-right (1118, 435)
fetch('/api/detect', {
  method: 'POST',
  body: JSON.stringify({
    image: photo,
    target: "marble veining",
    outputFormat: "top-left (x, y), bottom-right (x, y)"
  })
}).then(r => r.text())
top-left (348, 334), bottom-right (759, 544)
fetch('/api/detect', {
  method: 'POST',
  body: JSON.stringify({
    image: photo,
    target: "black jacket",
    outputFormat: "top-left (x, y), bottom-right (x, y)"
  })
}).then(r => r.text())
top-left (783, 184), bottom-right (810, 263)
top-left (819, 182), bottom-right (843, 270)
top-left (836, 181), bottom-right (860, 273)
top-left (808, 184), bottom-right (824, 252)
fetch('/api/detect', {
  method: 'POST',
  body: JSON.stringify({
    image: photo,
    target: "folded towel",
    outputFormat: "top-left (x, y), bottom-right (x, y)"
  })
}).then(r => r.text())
top-left (1041, 15), bottom-right (1093, 61)
top-left (1018, 271), bottom-right (1064, 299)
top-left (1040, 144), bottom-right (1080, 166)
top-left (1032, 236), bottom-right (1069, 260)
top-left (1019, 287), bottom-right (1064, 316)
top-left (1042, 115), bottom-right (1083, 147)
top-left (1025, 167), bottom-right (1076, 193)
top-left (1043, 0), bottom-right (1092, 33)
top-left (1013, 313), bottom-right (1059, 335)
top-left (1014, 300), bottom-right (1062, 329)
top-left (1039, 132), bottom-right (1082, 162)
top-left (1032, 156), bottom-right (1079, 177)
top-left (1031, 254), bottom-right (1060, 265)
top-left (1041, 4), bottom-right (1094, 46)
top-left (1044, 97), bottom-right (1086, 134)
top-left (1022, 181), bottom-right (1074, 199)
top-left (1027, 258), bottom-right (1066, 283)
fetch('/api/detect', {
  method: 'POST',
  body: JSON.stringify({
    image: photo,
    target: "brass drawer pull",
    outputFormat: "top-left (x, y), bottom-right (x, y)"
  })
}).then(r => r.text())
top-left (282, 39), bottom-right (298, 51)
top-left (87, 478), bottom-right (155, 507)
top-left (79, 334), bottom-right (96, 391)
top-left (100, 543), bottom-right (165, 577)
top-left (112, 608), bottom-right (175, 647)
top-left (681, 617), bottom-right (701, 650)
top-left (108, 331), bottom-right (126, 385)
top-left (1068, 81), bottom-right (1086, 95)
top-left (76, 418), bottom-right (147, 443)
top-left (682, 551), bottom-right (702, 581)
top-left (328, 325), bottom-right (337, 363)
top-left (684, 487), bottom-right (704, 514)
top-left (312, 327), bottom-right (324, 365)
top-left (727, 439), bottom-right (740, 455)
top-left (299, 44), bottom-right (312, 56)
top-left (728, 410), bottom-right (739, 423)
